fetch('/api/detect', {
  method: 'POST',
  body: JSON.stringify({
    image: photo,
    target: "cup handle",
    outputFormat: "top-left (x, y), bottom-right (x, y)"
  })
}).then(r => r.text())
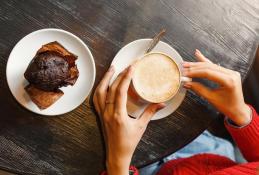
top-left (181, 76), bottom-right (192, 82)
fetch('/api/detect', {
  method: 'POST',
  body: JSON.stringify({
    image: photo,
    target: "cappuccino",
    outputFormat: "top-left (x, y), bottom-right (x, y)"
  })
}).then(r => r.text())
top-left (132, 53), bottom-right (180, 103)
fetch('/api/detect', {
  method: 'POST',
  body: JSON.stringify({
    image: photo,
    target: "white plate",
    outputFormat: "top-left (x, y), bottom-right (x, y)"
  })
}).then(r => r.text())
top-left (6, 28), bottom-right (96, 116)
top-left (110, 39), bottom-right (186, 120)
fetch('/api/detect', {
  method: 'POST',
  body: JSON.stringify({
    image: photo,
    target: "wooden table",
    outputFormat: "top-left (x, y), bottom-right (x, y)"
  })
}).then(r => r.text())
top-left (0, 0), bottom-right (258, 174)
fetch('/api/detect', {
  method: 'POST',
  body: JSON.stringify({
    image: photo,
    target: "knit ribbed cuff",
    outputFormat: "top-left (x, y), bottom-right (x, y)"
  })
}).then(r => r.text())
top-left (225, 105), bottom-right (259, 140)
top-left (224, 105), bottom-right (259, 161)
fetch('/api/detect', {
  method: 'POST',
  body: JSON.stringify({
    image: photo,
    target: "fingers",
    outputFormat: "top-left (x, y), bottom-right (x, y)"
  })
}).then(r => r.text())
top-left (182, 61), bottom-right (205, 68)
top-left (105, 68), bottom-right (127, 112)
top-left (193, 50), bottom-right (232, 75)
top-left (183, 62), bottom-right (231, 76)
top-left (94, 66), bottom-right (115, 113)
top-left (184, 82), bottom-right (212, 100)
top-left (115, 66), bottom-right (134, 113)
top-left (139, 103), bottom-right (165, 125)
top-left (184, 68), bottom-right (228, 86)
top-left (93, 95), bottom-right (101, 116)
top-left (195, 49), bottom-right (212, 63)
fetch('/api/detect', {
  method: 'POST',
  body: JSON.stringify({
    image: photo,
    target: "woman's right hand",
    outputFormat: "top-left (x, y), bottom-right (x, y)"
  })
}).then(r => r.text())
top-left (183, 49), bottom-right (251, 126)
top-left (93, 66), bottom-right (164, 175)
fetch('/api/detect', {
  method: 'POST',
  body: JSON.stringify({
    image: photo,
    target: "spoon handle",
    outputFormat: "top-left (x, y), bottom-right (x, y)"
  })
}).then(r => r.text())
top-left (145, 29), bottom-right (166, 54)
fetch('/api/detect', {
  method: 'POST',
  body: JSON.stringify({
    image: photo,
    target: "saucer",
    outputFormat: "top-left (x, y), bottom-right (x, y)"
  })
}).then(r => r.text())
top-left (110, 39), bottom-right (186, 120)
top-left (6, 28), bottom-right (96, 116)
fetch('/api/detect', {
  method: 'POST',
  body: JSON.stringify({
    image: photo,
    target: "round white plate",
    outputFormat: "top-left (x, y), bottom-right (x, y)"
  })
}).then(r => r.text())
top-left (110, 39), bottom-right (186, 120)
top-left (6, 28), bottom-right (96, 116)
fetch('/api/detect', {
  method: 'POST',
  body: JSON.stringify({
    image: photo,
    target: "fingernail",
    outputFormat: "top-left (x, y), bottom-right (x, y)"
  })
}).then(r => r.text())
top-left (109, 65), bottom-right (115, 71)
top-left (128, 65), bottom-right (134, 73)
top-left (161, 103), bottom-right (166, 108)
top-left (122, 67), bottom-right (128, 73)
top-left (182, 62), bottom-right (190, 67)
top-left (157, 103), bottom-right (166, 110)
top-left (183, 83), bottom-right (191, 89)
top-left (195, 49), bottom-right (201, 54)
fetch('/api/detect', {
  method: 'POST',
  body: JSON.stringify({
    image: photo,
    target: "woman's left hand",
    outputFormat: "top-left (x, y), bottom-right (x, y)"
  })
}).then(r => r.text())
top-left (93, 65), bottom-right (165, 175)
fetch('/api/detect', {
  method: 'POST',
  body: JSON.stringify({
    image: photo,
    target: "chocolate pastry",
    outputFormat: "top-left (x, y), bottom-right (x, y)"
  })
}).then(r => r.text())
top-left (24, 41), bottom-right (79, 91)
top-left (24, 41), bottom-right (79, 110)
top-left (24, 52), bottom-right (70, 91)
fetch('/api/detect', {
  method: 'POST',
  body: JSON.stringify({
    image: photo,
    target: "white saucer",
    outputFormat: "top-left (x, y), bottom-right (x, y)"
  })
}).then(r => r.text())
top-left (110, 39), bottom-right (186, 120)
top-left (6, 28), bottom-right (96, 116)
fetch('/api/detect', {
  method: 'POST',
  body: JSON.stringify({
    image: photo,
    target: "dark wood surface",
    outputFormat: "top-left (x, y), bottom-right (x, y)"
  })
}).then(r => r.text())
top-left (0, 0), bottom-right (258, 174)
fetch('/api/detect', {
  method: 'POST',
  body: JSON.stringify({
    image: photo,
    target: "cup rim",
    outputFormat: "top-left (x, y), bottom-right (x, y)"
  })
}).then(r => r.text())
top-left (132, 52), bottom-right (182, 103)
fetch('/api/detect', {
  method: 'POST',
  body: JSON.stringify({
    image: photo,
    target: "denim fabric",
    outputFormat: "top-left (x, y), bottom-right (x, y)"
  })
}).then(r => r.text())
top-left (139, 130), bottom-right (235, 175)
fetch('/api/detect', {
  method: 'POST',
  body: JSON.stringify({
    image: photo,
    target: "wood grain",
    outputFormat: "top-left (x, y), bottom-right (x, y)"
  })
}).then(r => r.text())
top-left (0, 0), bottom-right (258, 174)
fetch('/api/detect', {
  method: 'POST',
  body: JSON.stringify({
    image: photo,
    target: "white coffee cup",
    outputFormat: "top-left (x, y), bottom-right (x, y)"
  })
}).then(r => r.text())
top-left (129, 52), bottom-right (191, 104)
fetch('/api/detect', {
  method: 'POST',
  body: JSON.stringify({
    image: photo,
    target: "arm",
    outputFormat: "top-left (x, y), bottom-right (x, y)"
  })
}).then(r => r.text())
top-left (93, 66), bottom-right (164, 175)
top-left (184, 49), bottom-right (259, 162)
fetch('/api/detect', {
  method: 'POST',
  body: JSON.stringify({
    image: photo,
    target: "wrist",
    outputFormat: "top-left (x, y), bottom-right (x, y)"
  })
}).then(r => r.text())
top-left (229, 104), bottom-right (251, 126)
top-left (106, 155), bottom-right (131, 175)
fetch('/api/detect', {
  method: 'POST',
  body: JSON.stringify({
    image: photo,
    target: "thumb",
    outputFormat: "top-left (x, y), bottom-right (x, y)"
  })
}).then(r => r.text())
top-left (139, 103), bottom-right (166, 125)
top-left (184, 82), bottom-right (211, 99)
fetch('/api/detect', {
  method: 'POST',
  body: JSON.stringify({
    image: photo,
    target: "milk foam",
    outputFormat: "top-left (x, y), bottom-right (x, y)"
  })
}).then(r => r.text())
top-left (133, 53), bottom-right (180, 103)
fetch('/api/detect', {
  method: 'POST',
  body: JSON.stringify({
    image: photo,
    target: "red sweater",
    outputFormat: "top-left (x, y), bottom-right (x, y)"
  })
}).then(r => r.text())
top-left (157, 106), bottom-right (259, 175)
top-left (102, 106), bottom-right (259, 175)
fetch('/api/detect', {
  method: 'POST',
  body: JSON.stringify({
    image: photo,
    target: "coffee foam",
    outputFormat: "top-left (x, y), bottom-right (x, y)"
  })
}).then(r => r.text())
top-left (133, 53), bottom-right (180, 103)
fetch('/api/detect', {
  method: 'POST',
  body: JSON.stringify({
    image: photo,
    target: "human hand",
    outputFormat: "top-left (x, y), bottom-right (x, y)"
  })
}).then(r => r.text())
top-left (183, 49), bottom-right (251, 126)
top-left (93, 66), bottom-right (165, 175)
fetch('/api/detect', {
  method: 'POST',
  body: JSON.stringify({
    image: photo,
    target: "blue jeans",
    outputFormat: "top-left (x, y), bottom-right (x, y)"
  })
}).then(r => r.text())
top-left (139, 130), bottom-right (235, 175)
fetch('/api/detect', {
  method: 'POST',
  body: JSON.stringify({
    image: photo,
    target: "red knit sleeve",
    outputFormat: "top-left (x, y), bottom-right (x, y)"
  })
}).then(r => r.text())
top-left (100, 166), bottom-right (139, 175)
top-left (225, 105), bottom-right (259, 162)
